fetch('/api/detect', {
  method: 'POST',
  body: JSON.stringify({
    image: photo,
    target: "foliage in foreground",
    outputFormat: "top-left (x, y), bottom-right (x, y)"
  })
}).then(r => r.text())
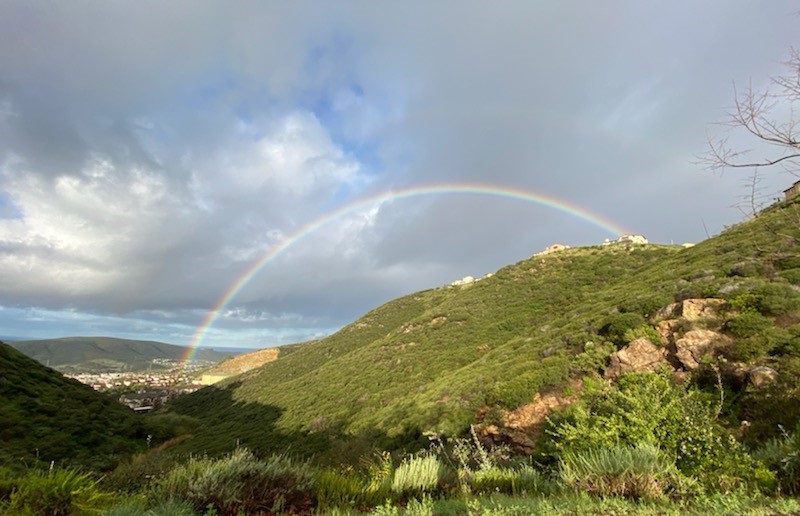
top-left (155, 447), bottom-right (316, 515)
top-left (546, 372), bottom-right (774, 493)
top-left (0, 465), bottom-right (111, 515)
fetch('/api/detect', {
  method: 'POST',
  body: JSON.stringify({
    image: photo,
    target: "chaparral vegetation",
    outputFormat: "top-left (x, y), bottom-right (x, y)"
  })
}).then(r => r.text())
top-left (3, 194), bottom-right (800, 514)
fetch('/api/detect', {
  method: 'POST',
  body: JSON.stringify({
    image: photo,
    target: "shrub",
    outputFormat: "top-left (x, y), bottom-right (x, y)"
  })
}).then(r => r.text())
top-left (727, 327), bottom-right (792, 362)
top-left (618, 293), bottom-right (672, 318)
top-left (144, 413), bottom-right (200, 443)
top-left (559, 443), bottom-right (676, 500)
top-left (726, 312), bottom-right (773, 338)
top-left (752, 422), bottom-right (800, 495)
top-left (156, 448), bottom-right (316, 515)
top-left (103, 498), bottom-right (196, 516)
top-left (779, 268), bottom-right (800, 285)
top-left (102, 446), bottom-right (184, 493)
top-left (469, 465), bottom-right (546, 496)
top-left (622, 325), bottom-right (663, 346)
top-left (753, 282), bottom-right (800, 316)
top-left (0, 467), bottom-right (111, 515)
top-left (315, 469), bottom-right (376, 510)
top-left (571, 341), bottom-right (616, 375)
top-left (391, 455), bottom-right (443, 496)
top-left (546, 372), bottom-right (772, 492)
top-left (599, 313), bottom-right (646, 347)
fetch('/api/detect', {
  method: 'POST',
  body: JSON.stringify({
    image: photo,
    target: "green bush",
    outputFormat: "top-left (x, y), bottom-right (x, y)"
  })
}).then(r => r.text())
top-left (727, 327), bottom-right (792, 362)
top-left (571, 341), bottom-right (616, 375)
top-left (0, 466), bottom-right (111, 515)
top-left (753, 283), bottom-right (800, 316)
top-left (618, 294), bottom-right (672, 318)
top-left (103, 498), bottom-right (197, 516)
top-left (622, 325), bottom-right (663, 346)
top-left (391, 455), bottom-right (443, 496)
top-left (469, 465), bottom-right (546, 496)
top-left (144, 413), bottom-right (200, 443)
top-left (779, 268), bottom-right (800, 285)
top-left (599, 313), bottom-right (646, 347)
top-left (559, 443), bottom-right (677, 500)
top-left (102, 447), bottom-right (184, 493)
top-left (315, 469), bottom-right (377, 510)
top-left (156, 448), bottom-right (316, 515)
top-left (546, 373), bottom-right (772, 492)
top-left (752, 422), bottom-right (800, 495)
top-left (726, 312), bottom-right (773, 338)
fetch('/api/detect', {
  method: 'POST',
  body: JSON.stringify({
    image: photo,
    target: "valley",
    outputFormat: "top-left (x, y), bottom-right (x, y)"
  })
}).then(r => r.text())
top-left (3, 197), bottom-right (800, 514)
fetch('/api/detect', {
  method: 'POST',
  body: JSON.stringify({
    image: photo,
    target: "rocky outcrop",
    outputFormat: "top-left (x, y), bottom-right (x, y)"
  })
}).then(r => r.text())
top-left (476, 381), bottom-right (582, 454)
top-left (747, 366), bottom-right (778, 388)
top-left (655, 319), bottom-right (681, 346)
top-left (681, 298), bottom-right (726, 321)
top-left (653, 298), bottom-right (726, 322)
top-left (674, 330), bottom-right (732, 370)
top-left (606, 298), bottom-right (734, 379)
top-left (604, 338), bottom-right (670, 380)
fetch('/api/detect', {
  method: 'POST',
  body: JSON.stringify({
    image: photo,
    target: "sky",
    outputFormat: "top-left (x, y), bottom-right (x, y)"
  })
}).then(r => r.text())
top-left (1, 2), bottom-right (798, 350)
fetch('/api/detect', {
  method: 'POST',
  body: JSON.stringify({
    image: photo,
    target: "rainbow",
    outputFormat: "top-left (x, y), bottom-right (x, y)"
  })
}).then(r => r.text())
top-left (182, 182), bottom-right (630, 363)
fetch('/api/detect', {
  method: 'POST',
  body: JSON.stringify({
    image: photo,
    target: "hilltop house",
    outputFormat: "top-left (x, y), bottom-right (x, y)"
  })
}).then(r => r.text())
top-left (784, 180), bottom-right (800, 200)
top-left (535, 243), bottom-right (571, 256)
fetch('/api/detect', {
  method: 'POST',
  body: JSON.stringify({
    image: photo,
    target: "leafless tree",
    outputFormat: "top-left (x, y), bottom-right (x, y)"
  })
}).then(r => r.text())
top-left (700, 47), bottom-right (800, 177)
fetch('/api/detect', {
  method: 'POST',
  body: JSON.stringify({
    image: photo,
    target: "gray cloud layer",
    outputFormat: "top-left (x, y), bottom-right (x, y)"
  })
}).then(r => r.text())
top-left (1, 2), bottom-right (798, 347)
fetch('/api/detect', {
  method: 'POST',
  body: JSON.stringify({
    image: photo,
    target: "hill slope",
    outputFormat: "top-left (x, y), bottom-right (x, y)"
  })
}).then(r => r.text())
top-left (169, 198), bottom-right (800, 460)
top-left (9, 336), bottom-right (229, 373)
top-left (0, 341), bottom-right (148, 469)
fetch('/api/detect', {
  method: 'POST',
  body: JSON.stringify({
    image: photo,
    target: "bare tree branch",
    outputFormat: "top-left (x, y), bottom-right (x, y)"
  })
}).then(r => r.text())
top-left (700, 48), bottom-right (800, 175)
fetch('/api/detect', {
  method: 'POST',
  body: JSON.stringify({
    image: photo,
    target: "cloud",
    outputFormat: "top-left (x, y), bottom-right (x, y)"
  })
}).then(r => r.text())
top-left (0, 1), bottom-right (798, 347)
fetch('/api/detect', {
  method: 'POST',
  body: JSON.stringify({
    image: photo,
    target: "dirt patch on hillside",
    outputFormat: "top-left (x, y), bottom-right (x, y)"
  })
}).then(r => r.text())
top-left (207, 347), bottom-right (279, 376)
top-left (476, 380), bottom-right (582, 454)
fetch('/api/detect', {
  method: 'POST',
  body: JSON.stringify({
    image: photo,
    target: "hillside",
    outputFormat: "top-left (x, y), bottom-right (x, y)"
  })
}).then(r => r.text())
top-left (169, 198), bottom-right (800, 461)
top-left (201, 347), bottom-right (280, 384)
top-left (0, 341), bottom-right (149, 469)
top-left (9, 336), bottom-right (229, 373)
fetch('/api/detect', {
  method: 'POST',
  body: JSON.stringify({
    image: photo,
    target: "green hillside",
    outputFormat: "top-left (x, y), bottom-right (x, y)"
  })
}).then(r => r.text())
top-left (9, 336), bottom-right (229, 373)
top-left (0, 341), bottom-right (149, 470)
top-left (169, 198), bottom-right (800, 462)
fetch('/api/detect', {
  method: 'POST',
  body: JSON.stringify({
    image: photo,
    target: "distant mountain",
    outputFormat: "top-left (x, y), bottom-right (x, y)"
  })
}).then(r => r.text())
top-left (8, 336), bottom-right (230, 373)
top-left (0, 341), bottom-right (148, 469)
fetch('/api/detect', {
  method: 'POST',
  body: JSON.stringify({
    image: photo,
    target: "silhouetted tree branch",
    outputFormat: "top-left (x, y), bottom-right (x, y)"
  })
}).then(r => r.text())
top-left (700, 47), bottom-right (800, 177)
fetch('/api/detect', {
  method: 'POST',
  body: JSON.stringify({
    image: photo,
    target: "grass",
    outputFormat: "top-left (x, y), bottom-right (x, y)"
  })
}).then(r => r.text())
top-left (559, 443), bottom-right (677, 500)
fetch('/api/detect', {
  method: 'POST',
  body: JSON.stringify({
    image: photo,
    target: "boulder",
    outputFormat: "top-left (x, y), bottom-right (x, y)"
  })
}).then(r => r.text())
top-left (652, 303), bottom-right (681, 321)
top-left (747, 366), bottom-right (778, 388)
top-left (656, 319), bottom-right (681, 346)
top-left (604, 338), bottom-right (671, 380)
top-left (674, 329), bottom-right (731, 370)
top-left (681, 298), bottom-right (726, 321)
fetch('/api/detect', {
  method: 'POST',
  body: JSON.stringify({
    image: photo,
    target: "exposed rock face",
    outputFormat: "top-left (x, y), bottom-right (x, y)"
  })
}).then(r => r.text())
top-left (653, 303), bottom-right (681, 320)
top-left (605, 299), bottom-right (734, 378)
top-left (653, 299), bottom-right (726, 321)
top-left (747, 366), bottom-right (778, 388)
top-left (674, 330), bottom-right (731, 370)
top-left (477, 381), bottom-right (581, 454)
top-left (604, 338), bottom-right (670, 380)
top-left (656, 319), bottom-right (681, 346)
top-left (681, 298), bottom-right (726, 321)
